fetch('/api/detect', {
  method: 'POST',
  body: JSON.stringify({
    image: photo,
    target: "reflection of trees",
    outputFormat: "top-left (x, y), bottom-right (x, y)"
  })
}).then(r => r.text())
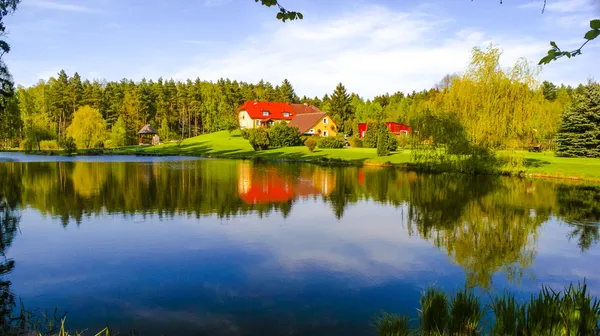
top-left (556, 184), bottom-right (600, 252)
top-left (0, 163), bottom-right (22, 331)
top-left (2, 160), bottom-right (600, 292)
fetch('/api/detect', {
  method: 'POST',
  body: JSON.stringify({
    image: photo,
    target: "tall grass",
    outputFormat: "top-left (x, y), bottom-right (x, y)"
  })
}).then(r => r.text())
top-left (377, 281), bottom-right (600, 336)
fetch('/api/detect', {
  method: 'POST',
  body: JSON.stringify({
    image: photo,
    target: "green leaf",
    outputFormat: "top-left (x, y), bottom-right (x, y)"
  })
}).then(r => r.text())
top-left (297, 12), bottom-right (303, 20)
top-left (550, 41), bottom-right (557, 49)
top-left (565, 51), bottom-right (572, 58)
top-left (591, 19), bottom-right (600, 29)
top-left (584, 29), bottom-right (600, 40)
top-left (276, 12), bottom-right (283, 20)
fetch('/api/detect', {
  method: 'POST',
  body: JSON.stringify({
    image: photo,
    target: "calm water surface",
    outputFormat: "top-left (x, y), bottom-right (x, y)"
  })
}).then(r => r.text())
top-left (0, 153), bottom-right (599, 335)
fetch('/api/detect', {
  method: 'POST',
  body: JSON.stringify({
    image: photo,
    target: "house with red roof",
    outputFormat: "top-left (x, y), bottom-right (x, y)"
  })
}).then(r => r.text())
top-left (237, 100), bottom-right (338, 137)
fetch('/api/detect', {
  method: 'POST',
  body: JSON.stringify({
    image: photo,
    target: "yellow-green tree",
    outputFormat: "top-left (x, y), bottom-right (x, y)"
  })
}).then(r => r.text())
top-left (439, 44), bottom-right (547, 150)
top-left (66, 105), bottom-right (106, 149)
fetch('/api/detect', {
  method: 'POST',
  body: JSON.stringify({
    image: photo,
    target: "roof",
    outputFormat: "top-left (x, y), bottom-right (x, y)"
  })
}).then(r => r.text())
top-left (138, 124), bottom-right (158, 134)
top-left (287, 112), bottom-right (328, 134)
top-left (291, 103), bottom-right (322, 115)
top-left (238, 100), bottom-right (295, 120)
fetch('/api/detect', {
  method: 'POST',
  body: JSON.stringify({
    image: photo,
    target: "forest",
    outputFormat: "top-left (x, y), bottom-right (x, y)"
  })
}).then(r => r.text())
top-left (0, 45), bottom-right (582, 150)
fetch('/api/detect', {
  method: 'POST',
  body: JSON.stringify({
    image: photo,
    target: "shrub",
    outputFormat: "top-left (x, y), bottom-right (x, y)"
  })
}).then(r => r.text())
top-left (247, 128), bottom-right (270, 151)
top-left (300, 135), bottom-right (311, 144)
top-left (60, 136), bottom-right (77, 154)
top-left (363, 122), bottom-right (380, 148)
top-left (104, 139), bottom-right (116, 148)
top-left (94, 140), bottom-right (105, 149)
top-left (304, 137), bottom-right (317, 152)
top-left (377, 127), bottom-right (390, 156)
top-left (348, 136), bottom-right (363, 148)
top-left (20, 139), bottom-right (34, 151)
top-left (396, 134), bottom-right (410, 149)
top-left (268, 123), bottom-right (302, 148)
top-left (318, 137), bottom-right (344, 149)
top-left (39, 140), bottom-right (60, 150)
top-left (387, 133), bottom-right (398, 152)
top-left (241, 129), bottom-right (250, 140)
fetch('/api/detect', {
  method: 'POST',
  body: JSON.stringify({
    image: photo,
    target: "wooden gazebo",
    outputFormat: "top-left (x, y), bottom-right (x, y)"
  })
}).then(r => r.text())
top-left (138, 124), bottom-right (158, 145)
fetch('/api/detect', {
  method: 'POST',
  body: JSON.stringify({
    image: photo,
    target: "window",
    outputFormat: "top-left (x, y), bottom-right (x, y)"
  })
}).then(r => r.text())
top-left (262, 111), bottom-right (269, 116)
top-left (323, 118), bottom-right (328, 124)
top-left (283, 112), bottom-right (290, 117)
top-left (256, 120), bottom-right (260, 126)
top-left (309, 129), bottom-right (315, 134)
top-left (322, 130), bottom-right (328, 137)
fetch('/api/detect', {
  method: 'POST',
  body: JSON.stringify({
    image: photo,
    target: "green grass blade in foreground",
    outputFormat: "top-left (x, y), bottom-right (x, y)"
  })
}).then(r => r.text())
top-left (419, 286), bottom-right (449, 335)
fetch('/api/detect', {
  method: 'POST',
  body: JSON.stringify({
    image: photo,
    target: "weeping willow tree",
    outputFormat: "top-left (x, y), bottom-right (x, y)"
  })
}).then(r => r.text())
top-left (411, 44), bottom-right (563, 173)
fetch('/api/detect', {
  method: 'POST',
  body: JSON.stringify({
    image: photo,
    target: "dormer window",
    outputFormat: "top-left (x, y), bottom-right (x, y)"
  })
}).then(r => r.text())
top-left (262, 111), bottom-right (269, 116)
top-left (283, 112), bottom-right (291, 117)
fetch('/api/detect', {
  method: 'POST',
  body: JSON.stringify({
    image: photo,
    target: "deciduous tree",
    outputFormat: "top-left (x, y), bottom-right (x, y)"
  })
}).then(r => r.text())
top-left (66, 106), bottom-right (107, 149)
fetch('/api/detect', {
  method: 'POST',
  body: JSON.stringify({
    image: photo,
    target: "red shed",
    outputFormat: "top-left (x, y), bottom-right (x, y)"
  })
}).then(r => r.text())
top-left (357, 122), bottom-right (410, 138)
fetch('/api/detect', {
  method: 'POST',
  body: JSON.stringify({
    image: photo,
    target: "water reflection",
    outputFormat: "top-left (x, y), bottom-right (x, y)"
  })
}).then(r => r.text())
top-left (0, 158), bottom-right (599, 334)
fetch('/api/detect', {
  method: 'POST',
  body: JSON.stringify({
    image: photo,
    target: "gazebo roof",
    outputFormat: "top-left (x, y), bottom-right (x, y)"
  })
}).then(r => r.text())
top-left (138, 124), bottom-right (158, 135)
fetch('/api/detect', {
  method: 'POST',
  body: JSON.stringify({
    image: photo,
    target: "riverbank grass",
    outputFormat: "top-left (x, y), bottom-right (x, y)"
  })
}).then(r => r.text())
top-left (111, 131), bottom-right (600, 180)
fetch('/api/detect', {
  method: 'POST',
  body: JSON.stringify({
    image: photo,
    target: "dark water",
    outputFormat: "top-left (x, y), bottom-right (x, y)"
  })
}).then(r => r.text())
top-left (1, 154), bottom-right (599, 335)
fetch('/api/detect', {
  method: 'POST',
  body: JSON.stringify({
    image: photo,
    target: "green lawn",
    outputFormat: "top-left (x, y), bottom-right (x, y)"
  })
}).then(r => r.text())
top-left (110, 130), bottom-right (600, 181)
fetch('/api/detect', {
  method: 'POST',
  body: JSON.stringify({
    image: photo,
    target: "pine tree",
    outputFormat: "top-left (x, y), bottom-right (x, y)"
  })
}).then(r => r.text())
top-left (329, 82), bottom-right (353, 134)
top-left (279, 79), bottom-right (297, 103)
top-left (556, 82), bottom-right (600, 158)
top-left (68, 72), bottom-right (83, 114)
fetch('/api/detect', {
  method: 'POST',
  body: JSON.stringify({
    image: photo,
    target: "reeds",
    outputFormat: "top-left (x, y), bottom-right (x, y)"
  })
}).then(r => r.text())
top-left (377, 281), bottom-right (600, 336)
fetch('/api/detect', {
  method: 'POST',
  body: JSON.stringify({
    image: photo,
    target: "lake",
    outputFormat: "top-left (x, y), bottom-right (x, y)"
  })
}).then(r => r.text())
top-left (0, 153), bottom-right (599, 335)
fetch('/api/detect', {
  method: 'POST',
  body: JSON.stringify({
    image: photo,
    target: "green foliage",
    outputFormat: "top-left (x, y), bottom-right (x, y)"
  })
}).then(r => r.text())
top-left (419, 286), bottom-right (449, 335)
top-left (396, 135), bottom-right (410, 149)
top-left (158, 117), bottom-right (170, 141)
top-left (19, 138), bottom-right (33, 151)
top-left (556, 82), bottom-right (600, 158)
top-left (376, 126), bottom-right (390, 156)
top-left (380, 281), bottom-right (600, 336)
top-left (304, 137), bottom-right (317, 152)
top-left (363, 122), bottom-right (380, 148)
top-left (247, 128), bottom-right (270, 151)
top-left (374, 313), bottom-right (410, 336)
top-left (329, 83), bottom-right (354, 133)
top-left (241, 129), bottom-right (250, 140)
top-left (448, 288), bottom-right (482, 335)
top-left (387, 132), bottom-right (398, 152)
top-left (39, 140), bottom-right (59, 150)
top-left (267, 123), bottom-right (301, 147)
top-left (255, 0), bottom-right (303, 22)
top-left (109, 116), bottom-right (127, 147)
top-left (347, 136), bottom-right (363, 148)
top-left (317, 136), bottom-right (344, 149)
top-left (60, 136), bottom-right (77, 154)
top-left (539, 19), bottom-right (600, 65)
top-left (66, 106), bottom-right (106, 149)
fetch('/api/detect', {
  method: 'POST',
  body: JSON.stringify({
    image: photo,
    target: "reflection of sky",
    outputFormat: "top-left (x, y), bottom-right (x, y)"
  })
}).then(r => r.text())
top-left (7, 199), bottom-right (600, 335)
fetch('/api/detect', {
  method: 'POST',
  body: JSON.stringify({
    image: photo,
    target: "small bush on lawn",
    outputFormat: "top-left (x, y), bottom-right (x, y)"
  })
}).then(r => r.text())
top-left (304, 137), bottom-right (317, 152)
top-left (60, 137), bottom-right (77, 154)
top-left (318, 137), bottom-right (345, 149)
top-left (268, 123), bottom-right (302, 148)
top-left (247, 128), bottom-right (270, 151)
top-left (348, 136), bottom-right (363, 148)
top-left (20, 139), bottom-right (34, 151)
top-left (241, 129), bottom-right (250, 140)
top-left (39, 140), bottom-right (60, 150)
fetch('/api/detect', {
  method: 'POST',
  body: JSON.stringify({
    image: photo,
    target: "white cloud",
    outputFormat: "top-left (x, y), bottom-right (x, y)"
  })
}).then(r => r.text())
top-left (23, 0), bottom-right (99, 13)
top-left (171, 4), bottom-right (569, 99)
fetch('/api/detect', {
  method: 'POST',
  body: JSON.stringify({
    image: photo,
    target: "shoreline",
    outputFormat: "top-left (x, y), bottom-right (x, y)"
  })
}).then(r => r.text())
top-left (3, 148), bottom-right (600, 184)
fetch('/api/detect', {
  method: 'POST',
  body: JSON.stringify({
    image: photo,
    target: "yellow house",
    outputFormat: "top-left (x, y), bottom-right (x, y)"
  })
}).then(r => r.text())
top-left (287, 112), bottom-right (338, 137)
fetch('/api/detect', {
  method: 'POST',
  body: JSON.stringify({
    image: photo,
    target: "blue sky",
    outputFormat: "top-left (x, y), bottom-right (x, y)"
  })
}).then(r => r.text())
top-left (4, 0), bottom-right (600, 98)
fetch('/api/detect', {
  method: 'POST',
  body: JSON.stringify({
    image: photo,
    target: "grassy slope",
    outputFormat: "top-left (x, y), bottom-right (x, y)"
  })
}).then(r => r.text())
top-left (116, 131), bottom-right (600, 180)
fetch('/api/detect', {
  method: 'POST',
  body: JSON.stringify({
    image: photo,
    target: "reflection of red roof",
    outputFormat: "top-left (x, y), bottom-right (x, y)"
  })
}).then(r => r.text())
top-left (238, 101), bottom-right (295, 120)
top-left (239, 175), bottom-right (294, 204)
